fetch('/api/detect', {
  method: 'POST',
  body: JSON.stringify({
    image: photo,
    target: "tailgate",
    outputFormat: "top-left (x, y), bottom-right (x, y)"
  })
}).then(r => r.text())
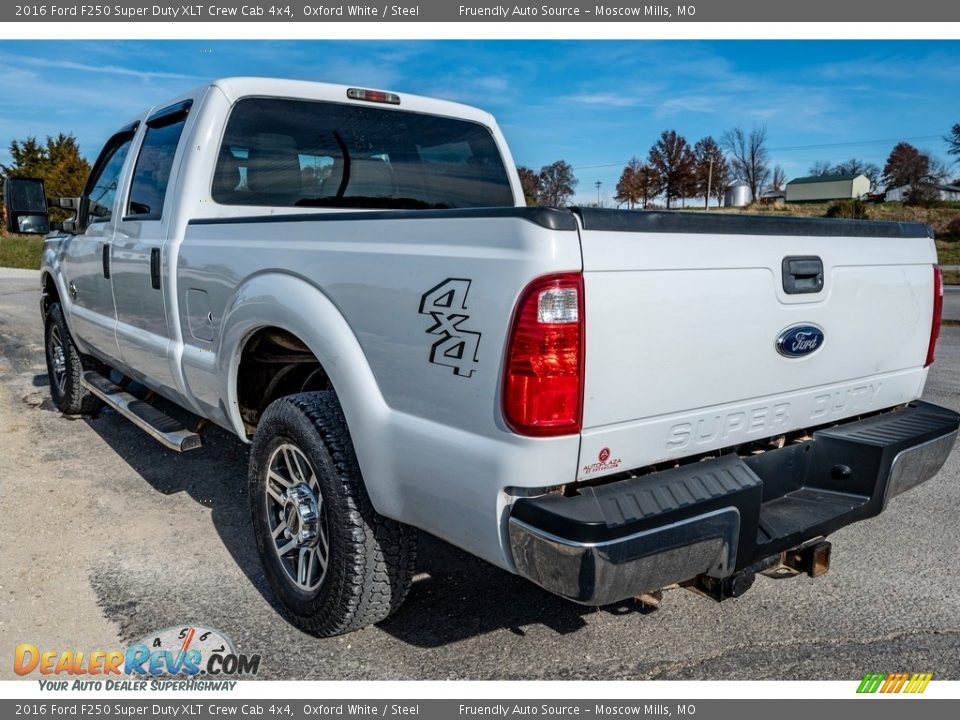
top-left (575, 209), bottom-right (938, 480)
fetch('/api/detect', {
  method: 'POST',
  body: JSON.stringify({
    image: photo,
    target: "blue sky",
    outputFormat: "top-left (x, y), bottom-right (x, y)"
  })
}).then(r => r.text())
top-left (1, 40), bottom-right (958, 204)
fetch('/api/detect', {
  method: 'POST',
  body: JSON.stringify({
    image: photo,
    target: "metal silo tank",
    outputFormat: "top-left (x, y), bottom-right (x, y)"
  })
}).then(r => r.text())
top-left (724, 181), bottom-right (753, 207)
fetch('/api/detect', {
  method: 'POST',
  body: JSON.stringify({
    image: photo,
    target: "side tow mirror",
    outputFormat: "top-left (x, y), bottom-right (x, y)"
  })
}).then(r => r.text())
top-left (3, 176), bottom-right (50, 235)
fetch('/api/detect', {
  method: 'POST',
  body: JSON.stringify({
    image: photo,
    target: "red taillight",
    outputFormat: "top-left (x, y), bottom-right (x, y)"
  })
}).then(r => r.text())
top-left (925, 265), bottom-right (943, 367)
top-left (503, 273), bottom-right (584, 436)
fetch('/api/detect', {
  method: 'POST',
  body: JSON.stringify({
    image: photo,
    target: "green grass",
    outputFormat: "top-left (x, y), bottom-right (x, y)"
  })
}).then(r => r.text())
top-left (0, 235), bottom-right (44, 270)
top-left (936, 241), bottom-right (960, 266)
top-left (732, 201), bottom-right (960, 238)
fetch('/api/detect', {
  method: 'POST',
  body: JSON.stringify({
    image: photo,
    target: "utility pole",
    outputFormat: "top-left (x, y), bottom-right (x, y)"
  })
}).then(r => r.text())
top-left (595, 180), bottom-right (603, 207)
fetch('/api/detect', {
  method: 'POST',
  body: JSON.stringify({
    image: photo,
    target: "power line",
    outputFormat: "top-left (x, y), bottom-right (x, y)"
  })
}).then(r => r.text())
top-left (769, 135), bottom-right (943, 152)
top-left (570, 134), bottom-right (946, 172)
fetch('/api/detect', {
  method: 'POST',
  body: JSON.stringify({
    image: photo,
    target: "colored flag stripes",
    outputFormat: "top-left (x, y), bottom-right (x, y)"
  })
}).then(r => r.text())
top-left (857, 672), bottom-right (933, 694)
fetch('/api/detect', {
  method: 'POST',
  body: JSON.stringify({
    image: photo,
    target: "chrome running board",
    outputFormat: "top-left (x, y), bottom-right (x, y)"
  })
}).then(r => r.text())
top-left (81, 371), bottom-right (202, 452)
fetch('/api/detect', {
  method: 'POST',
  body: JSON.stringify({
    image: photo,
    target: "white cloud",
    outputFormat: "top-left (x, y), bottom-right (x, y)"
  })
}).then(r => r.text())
top-left (7, 54), bottom-right (199, 82)
top-left (654, 95), bottom-right (721, 116)
top-left (566, 93), bottom-right (646, 108)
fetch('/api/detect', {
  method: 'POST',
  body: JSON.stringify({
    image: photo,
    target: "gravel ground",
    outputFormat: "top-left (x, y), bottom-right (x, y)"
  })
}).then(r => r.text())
top-left (1, 268), bottom-right (958, 681)
top-left (944, 286), bottom-right (960, 322)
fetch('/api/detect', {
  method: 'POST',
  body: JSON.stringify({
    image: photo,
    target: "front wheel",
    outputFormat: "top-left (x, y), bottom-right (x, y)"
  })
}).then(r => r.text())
top-left (44, 303), bottom-right (102, 415)
top-left (248, 391), bottom-right (417, 637)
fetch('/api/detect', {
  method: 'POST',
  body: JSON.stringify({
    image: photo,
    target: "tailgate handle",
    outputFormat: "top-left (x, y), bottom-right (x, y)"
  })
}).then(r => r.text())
top-left (782, 256), bottom-right (823, 295)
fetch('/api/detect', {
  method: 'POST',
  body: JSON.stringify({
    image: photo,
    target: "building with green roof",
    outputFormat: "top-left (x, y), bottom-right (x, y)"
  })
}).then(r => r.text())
top-left (785, 173), bottom-right (870, 203)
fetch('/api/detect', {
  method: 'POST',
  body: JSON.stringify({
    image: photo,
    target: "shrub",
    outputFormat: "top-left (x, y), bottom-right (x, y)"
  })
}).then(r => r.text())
top-left (825, 199), bottom-right (870, 220)
top-left (944, 216), bottom-right (960, 240)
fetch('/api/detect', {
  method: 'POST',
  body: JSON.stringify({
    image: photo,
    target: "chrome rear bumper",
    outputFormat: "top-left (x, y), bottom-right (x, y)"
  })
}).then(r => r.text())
top-left (509, 508), bottom-right (740, 606)
top-left (508, 402), bottom-right (959, 606)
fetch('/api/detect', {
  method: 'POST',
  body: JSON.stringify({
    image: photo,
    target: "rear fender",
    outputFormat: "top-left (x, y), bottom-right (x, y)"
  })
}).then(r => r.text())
top-left (219, 272), bottom-right (396, 511)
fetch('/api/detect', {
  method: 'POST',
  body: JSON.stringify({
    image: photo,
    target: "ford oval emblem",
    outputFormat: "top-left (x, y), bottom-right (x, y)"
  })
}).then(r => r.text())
top-left (776, 324), bottom-right (824, 358)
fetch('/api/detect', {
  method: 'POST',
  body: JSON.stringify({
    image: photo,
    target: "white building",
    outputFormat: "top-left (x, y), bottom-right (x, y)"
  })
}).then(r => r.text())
top-left (785, 173), bottom-right (871, 203)
top-left (884, 184), bottom-right (960, 202)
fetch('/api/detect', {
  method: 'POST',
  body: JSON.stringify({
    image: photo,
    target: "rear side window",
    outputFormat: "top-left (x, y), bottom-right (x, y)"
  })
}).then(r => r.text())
top-left (84, 132), bottom-right (134, 223)
top-left (127, 110), bottom-right (189, 219)
top-left (212, 97), bottom-right (513, 210)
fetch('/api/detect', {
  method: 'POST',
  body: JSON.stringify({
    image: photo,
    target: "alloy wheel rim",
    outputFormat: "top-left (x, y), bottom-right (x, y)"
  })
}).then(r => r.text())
top-left (264, 442), bottom-right (329, 592)
top-left (49, 325), bottom-right (67, 395)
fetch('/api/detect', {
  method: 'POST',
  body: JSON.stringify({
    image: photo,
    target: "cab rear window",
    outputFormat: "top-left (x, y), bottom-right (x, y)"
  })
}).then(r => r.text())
top-left (212, 97), bottom-right (514, 210)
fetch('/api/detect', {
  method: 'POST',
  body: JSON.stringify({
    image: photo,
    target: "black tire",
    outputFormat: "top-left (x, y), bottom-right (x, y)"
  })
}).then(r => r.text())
top-left (44, 303), bottom-right (102, 415)
top-left (248, 391), bottom-right (417, 637)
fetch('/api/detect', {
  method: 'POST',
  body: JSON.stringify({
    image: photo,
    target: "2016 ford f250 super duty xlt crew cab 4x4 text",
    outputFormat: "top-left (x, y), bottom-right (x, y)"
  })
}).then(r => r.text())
top-left (23, 77), bottom-right (958, 637)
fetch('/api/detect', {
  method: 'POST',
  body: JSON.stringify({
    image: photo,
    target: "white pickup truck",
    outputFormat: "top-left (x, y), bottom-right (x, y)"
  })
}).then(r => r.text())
top-left (21, 77), bottom-right (958, 637)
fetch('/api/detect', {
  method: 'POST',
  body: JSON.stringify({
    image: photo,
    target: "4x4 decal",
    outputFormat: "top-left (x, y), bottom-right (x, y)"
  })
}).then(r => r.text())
top-left (418, 278), bottom-right (481, 378)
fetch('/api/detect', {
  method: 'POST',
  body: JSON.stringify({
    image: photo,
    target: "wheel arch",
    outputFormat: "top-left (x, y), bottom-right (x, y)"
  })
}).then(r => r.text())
top-left (219, 272), bottom-right (395, 508)
top-left (40, 239), bottom-right (71, 317)
top-left (40, 269), bottom-right (64, 317)
top-left (234, 326), bottom-right (332, 433)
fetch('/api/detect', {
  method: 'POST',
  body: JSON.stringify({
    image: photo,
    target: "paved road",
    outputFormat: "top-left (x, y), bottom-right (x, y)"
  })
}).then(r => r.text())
top-left (945, 286), bottom-right (960, 322)
top-left (1, 267), bottom-right (959, 681)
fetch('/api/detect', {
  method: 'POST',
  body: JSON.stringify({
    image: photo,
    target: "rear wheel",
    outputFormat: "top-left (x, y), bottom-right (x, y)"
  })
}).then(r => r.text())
top-left (248, 391), bottom-right (417, 636)
top-left (44, 303), bottom-right (102, 415)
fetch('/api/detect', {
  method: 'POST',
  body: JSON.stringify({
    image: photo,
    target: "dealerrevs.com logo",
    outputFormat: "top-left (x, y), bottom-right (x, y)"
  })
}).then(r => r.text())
top-left (14, 626), bottom-right (260, 691)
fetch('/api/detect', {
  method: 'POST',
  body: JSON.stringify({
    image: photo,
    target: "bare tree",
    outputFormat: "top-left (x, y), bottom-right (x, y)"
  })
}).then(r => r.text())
top-left (947, 123), bottom-right (960, 159)
top-left (517, 166), bottom-right (540, 206)
top-left (769, 165), bottom-right (787, 193)
top-left (722, 126), bottom-right (770, 202)
top-left (831, 158), bottom-right (881, 189)
top-left (537, 160), bottom-right (578, 207)
top-left (808, 160), bottom-right (833, 177)
top-left (648, 130), bottom-right (696, 209)
top-left (808, 158), bottom-right (881, 189)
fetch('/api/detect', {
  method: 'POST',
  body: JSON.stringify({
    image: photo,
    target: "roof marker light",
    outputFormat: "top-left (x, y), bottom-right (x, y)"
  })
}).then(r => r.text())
top-left (346, 88), bottom-right (401, 105)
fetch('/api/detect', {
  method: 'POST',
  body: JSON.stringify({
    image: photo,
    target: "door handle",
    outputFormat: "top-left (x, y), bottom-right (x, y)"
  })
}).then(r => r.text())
top-left (150, 248), bottom-right (161, 290)
top-left (782, 256), bottom-right (823, 294)
top-left (102, 244), bottom-right (110, 279)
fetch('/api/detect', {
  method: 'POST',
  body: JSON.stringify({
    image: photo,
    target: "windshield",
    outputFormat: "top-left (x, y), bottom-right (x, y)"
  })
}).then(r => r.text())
top-left (212, 97), bottom-right (514, 210)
